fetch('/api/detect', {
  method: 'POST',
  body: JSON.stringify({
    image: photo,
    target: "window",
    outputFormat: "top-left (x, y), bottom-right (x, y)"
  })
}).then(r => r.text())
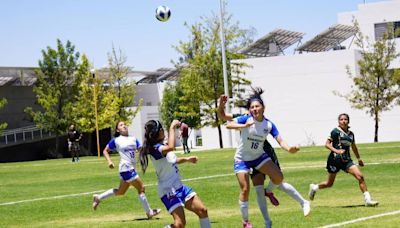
top-left (374, 21), bottom-right (400, 40)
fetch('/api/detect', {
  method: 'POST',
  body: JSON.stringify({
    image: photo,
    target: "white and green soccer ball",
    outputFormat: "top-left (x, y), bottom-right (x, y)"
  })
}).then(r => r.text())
top-left (155, 5), bottom-right (171, 22)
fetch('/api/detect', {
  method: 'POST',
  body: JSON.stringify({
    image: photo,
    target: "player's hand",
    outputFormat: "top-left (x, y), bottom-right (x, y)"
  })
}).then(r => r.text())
top-left (358, 159), bottom-right (364, 167)
top-left (288, 145), bottom-right (300, 153)
top-left (171, 119), bottom-right (181, 128)
top-left (188, 156), bottom-right (198, 164)
top-left (108, 162), bottom-right (115, 169)
top-left (245, 119), bottom-right (255, 127)
top-left (335, 149), bottom-right (345, 154)
top-left (219, 95), bottom-right (228, 106)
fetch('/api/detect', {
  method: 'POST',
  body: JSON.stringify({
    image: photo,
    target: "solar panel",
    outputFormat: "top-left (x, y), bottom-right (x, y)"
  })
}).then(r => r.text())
top-left (296, 24), bottom-right (357, 53)
top-left (239, 29), bottom-right (305, 57)
top-left (136, 68), bottom-right (180, 84)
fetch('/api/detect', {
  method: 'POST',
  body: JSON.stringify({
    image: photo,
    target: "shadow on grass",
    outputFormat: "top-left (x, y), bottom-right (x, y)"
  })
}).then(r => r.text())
top-left (335, 204), bottom-right (366, 208)
top-left (122, 217), bottom-right (161, 222)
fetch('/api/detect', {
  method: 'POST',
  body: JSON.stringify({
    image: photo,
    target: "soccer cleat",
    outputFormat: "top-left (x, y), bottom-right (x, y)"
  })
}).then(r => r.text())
top-left (92, 194), bottom-right (100, 210)
top-left (302, 200), bottom-right (311, 217)
top-left (242, 220), bottom-right (253, 228)
top-left (147, 208), bottom-right (161, 219)
top-left (309, 184), bottom-right (317, 201)
top-left (265, 191), bottom-right (280, 206)
top-left (365, 200), bottom-right (379, 207)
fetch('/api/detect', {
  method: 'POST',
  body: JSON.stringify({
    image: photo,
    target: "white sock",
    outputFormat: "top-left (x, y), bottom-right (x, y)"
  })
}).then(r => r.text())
top-left (199, 217), bottom-right (211, 228)
top-left (278, 182), bottom-right (306, 205)
top-left (138, 193), bottom-right (151, 214)
top-left (363, 191), bottom-right (371, 202)
top-left (255, 185), bottom-right (271, 225)
top-left (239, 200), bottom-right (249, 221)
top-left (265, 180), bottom-right (278, 192)
top-left (98, 188), bottom-right (116, 200)
top-left (312, 184), bottom-right (319, 191)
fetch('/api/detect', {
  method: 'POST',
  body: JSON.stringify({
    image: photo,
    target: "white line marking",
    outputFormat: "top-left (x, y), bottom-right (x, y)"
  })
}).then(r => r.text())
top-left (320, 210), bottom-right (400, 228)
top-left (0, 160), bottom-right (398, 206)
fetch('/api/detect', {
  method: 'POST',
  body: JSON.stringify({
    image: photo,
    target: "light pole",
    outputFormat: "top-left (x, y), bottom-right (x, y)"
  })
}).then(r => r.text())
top-left (90, 68), bottom-right (101, 158)
top-left (219, 0), bottom-right (232, 147)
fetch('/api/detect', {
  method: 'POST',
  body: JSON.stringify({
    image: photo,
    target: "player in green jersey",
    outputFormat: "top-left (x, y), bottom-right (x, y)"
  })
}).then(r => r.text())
top-left (309, 113), bottom-right (378, 207)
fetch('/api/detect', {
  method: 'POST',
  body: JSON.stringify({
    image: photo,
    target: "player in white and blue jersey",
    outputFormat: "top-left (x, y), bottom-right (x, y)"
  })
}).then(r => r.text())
top-left (140, 119), bottom-right (211, 228)
top-left (225, 88), bottom-right (302, 228)
top-left (92, 121), bottom-right (161, 219)
top-left (218, 94), bottom-right (311, 223)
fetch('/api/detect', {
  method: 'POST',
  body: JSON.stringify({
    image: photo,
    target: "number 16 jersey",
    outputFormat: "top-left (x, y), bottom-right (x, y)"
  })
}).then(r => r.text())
top-left (234, 115), bottom-right (279, 161)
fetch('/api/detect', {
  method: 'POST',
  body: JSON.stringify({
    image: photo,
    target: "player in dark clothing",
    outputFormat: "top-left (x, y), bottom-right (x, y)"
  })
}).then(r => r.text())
top-left (309, 113), bottom-right (378, 207)
top-left (68, 124), bottom-right (82, 162)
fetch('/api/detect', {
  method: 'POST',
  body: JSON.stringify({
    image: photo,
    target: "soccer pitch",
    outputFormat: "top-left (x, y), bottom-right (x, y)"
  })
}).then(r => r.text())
top-left (1, 142), bottom-right (399, 227)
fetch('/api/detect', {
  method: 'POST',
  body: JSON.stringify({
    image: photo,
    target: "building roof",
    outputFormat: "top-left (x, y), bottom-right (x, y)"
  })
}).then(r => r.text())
top-left (0, 67), bottom-right (37, 86)
top-left (296, 24), bottom-right (357, 52)
top-left (239, 29), bottom-right (305, 57)
top-left (0, 66), bottom-right (180, 86)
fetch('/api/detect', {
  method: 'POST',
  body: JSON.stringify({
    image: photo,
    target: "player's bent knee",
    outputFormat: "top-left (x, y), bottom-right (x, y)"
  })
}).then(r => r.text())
top-left (174, 219), bottom-right (186, 228)
top-left (197, 206), bottom-right (208, 218)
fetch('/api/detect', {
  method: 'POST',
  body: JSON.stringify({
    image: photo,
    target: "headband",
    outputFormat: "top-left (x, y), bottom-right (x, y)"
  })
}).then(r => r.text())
top-left (249, 98), bottom-right (264, 106)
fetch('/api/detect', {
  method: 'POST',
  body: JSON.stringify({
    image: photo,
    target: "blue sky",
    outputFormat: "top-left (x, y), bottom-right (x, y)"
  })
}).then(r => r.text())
top-left (1, 0), bottom-right (386, 71)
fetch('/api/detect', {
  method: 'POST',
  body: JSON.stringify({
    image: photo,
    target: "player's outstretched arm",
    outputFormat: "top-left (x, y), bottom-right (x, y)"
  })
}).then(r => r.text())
top-left (217, 95), bottom-right (234, 121)
top-left (275, 135), bottom-right (300, 153)
top-left (103, 145), bottom-right (115, 169)
top-left (177, 156), bottom-right (198, 164)
top-left (351, 143), bottom-right (364, 166)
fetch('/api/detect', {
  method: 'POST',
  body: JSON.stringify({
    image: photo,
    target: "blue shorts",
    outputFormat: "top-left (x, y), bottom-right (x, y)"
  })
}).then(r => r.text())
top-left (119, 169), bottom-right (139, 182)
top-left (160, 185), bottom-right (196, 213)
top-left (234, 153), bottom-right (271, 174)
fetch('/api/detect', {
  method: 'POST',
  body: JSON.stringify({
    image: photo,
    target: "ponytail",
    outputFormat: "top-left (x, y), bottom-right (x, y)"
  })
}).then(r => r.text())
top-left (140, 120), bottom-right (162, 174)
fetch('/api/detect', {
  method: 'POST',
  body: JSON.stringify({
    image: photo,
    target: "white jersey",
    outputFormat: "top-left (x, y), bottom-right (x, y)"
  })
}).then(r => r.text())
top-left (107, 135), bottom-right (141, 172)
top-left (149, 143), bottom-right (183, 197)
top-left (234, 115), bottom-right (279, 161)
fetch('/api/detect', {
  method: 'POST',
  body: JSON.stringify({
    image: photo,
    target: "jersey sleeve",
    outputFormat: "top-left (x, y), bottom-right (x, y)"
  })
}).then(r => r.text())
top-left (269, 121), bottom-right (280, 138)
top-left (108, 138), bottom-right (116, 150)
top-left (232, 113), bottom-right (242, 118)
top-left (235, 115), bottom-right (250, 124)
top-left (155, 144), bottom-right (164, 153)
top-left (135, 138), bottom-right (142, 149)
top-left (328, 129), bottom-right (338, 141)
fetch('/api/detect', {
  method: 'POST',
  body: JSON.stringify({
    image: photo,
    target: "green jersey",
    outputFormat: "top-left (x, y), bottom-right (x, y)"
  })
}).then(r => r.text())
top-left (328, 127), bottom-right (354, 161)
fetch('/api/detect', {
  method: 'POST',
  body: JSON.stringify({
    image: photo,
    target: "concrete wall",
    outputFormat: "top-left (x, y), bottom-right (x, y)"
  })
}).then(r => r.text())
top-left (0, 86), bottom-right (40, 129)
top-left (235, 49), bottom-right (400, 147)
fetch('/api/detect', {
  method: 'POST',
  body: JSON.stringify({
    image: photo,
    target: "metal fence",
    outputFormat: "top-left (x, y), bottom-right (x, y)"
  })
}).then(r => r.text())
top-left (0, 125), bottom-right (52, 146)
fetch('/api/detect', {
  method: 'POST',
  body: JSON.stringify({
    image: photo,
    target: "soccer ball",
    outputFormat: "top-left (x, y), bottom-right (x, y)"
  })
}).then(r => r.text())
top-left (155, 5), bottom-right (171, 22)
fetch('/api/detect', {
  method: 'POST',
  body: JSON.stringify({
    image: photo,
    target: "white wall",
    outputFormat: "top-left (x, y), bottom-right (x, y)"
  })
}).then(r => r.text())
top-left (235, 49), bottom-right (400, 147)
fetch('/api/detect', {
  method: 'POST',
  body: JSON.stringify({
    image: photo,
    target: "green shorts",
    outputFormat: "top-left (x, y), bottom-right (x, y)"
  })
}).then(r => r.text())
top-left (326, 153), bottom-right (354, 173)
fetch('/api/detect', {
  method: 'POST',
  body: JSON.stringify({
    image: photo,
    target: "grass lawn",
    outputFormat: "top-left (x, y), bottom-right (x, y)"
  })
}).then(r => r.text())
top-left (0, 141), bottom-right (399, 227)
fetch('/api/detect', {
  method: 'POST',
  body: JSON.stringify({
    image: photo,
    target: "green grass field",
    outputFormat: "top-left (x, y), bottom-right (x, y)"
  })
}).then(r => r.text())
top-left (1, 142), bottom-right (399, 227)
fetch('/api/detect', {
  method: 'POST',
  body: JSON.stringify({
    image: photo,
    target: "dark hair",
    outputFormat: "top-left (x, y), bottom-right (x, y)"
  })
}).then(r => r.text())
top-left (245, 87), bottom-right (265, 110)
top-left (114, 121), bottom-right (123, 137)
top-left (140, 120), bottom-right (163, 174)
top-left (338, 113), bottom-right (350, 123)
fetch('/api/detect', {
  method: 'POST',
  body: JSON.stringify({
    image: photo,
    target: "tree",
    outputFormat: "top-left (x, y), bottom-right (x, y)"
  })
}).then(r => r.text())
top-left (71, 55), bottom-right (120, 134)
top-left (0, 98), bottom-right (7, 132)
top-left (337, 21), bottom-right (400, 142)
top-left (25, 39), bottom-right (82, 153)
top-left (106, 46), bottom-right (142, 124)
top-left (169, 3), bottom-right (254, 148)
